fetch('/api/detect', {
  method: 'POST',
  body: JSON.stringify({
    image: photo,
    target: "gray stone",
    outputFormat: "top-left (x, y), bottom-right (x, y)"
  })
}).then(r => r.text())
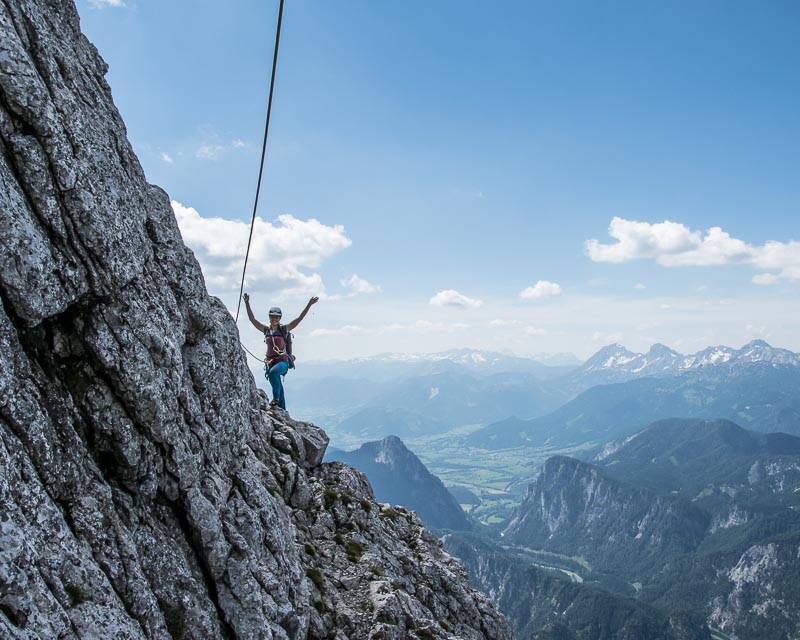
top-left (295, 421), bottom-right (329, 468)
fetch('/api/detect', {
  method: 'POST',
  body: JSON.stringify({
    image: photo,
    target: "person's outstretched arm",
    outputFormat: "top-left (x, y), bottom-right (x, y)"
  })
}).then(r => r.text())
top-left (243, 293), bottom-right (267, 333)
top-left (286, 296), bottom-right (319, 332)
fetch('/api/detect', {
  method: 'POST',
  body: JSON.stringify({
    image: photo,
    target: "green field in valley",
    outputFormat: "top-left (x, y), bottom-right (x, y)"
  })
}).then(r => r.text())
top-left (406, 426), bottom-right (594, 526)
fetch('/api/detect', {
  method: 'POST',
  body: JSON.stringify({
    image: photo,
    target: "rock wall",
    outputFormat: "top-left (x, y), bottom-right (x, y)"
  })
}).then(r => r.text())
top-left (0, 1), bottom-right (512, 638)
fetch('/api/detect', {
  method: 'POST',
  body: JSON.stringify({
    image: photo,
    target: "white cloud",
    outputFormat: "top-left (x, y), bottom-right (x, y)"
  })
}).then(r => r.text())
top-left (196, 144), bottom-right (225, 160)
top-left (429, 290), bottom-right (483, 309)
top-left (745, 324), bottom-right (771, 340)
top-left (172, 200), bottom-right (351, 296)
top-left (310, 325), bottom-right (368, 337)
top-left (341, 274), bottom-right (381, 295)
top-left (381, 320), bottom-right (439, 332)
top-left (489, 319), bottom-right (544, 335)
top-left (161, 152), bottom-right (173, 164)
top-left (490, 319), bottom-right (523, 327)
top-left (309, 320), bottom-right (470, 338)
top-left (752, 273), bottom-right (779, 286)
top-left (592, 331), bottom-right (624, 343)
top-left (586, 217), bottom-right (702, 263)
top-left (586, 217), bottom-right (800, 282)
top-left (89, 0), bottom-right (125, 7)
top-left (633, 283), bottom-right (646, 290)
top-left (524, 326), bottom-right (547, 336)
top-left (520, 280), bottom-right (562, 299)
top-left (380, 320), bottom-right (469, 333)
top-left (231, 139), bottom-right (247, 148)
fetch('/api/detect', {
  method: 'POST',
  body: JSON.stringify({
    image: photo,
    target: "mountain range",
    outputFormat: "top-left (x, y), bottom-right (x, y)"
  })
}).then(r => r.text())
top-left (445, 533), bottom-right (711, 640)
top-left (498, 418), bottom-right (800, 639)
top-left (466, 359), bottom-right (800, 450)
top-left (293, 368), bottom-right (568, 445)
top-left (293, 341), bottom-right (800, 451)
top-left (560, 339), bottom-right (800, 395)
top-left (299, 348), bottom-right (580, 382)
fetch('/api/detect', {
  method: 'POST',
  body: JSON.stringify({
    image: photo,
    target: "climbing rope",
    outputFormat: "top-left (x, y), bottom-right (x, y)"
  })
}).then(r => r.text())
top-left (235, 0), bottom-right (285, 326)
top-left (241, 344), bottom-right (266, 364)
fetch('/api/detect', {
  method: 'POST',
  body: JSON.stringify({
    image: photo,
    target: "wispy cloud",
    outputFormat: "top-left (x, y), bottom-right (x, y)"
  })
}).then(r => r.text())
top-left (381, 320), bottom-right (470, 333)
top-left (752, 273), bottom-right (779, 286)
top-left (586, 217), bottom-right (800, 283)
top-left (490, 319), bottom-right (545, 335)
top-left (520, 280), bottom-right (562, 299)
top-left (161, 152), bottom-right (173, 163)
top-left (744, 324), bottom-right (771, 340)
top-left (341, 274), bottom-right (381, 295)
top-left (196, 144), bottom-right (225, 160)
top-left (430, 289), bottom-right (483, 309)
top-left (524, 326), bottom-right (547, 336)
top-left (89, 0), bottom-right (125, 8)
top-left (490, 319), bottom-right (523, 327)
top-left (310, 320), bottom-right (470, 338)
top-left (310, 325), bottom-right (368, 337)
top-left (172, 200), bottom-right (351, 296)
top-left (592, 331), bottom-right (624, 344)
top-left (633, 282), bottom-right (646, 290)
top-left (231, 139), bottom-right (247, 148)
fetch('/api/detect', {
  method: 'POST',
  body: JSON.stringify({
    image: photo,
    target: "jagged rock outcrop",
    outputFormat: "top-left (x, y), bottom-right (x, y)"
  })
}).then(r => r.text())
top-left (326, 435), bottom-right (471, 532)
top-left (504, 456), bottom-right (709, 577)
top-left (0, 1), bottom-right (512, 638)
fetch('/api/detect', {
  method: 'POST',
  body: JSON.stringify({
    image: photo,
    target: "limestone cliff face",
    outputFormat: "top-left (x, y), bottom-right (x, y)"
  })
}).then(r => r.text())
top-left (0, 1), bottom-right (512, 638)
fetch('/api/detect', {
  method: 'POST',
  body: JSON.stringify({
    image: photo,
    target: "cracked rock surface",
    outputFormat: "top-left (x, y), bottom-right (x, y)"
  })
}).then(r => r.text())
top-left (0, 0), bottom-right (513, 638)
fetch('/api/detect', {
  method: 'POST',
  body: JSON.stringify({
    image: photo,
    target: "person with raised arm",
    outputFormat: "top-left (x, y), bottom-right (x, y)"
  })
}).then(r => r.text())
top-left (243, 293), bottom-right (319, 409)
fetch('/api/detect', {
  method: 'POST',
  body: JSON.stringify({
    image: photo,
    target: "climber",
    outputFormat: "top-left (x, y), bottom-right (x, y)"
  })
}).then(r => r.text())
top-left (243, 293), bottom-right (318, 409)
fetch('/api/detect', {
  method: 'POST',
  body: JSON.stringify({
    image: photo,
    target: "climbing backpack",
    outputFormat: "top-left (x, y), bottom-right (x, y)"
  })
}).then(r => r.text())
top-left (279, 324), bottom-right (296, 369)
top-left (265, 324), bottom-right (296, 370)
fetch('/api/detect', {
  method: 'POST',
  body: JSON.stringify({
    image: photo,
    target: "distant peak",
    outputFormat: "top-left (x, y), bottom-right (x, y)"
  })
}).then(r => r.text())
top-left (380, 434), bottom-right (406, 448)
top-left (582, 343), bottom-right (636, 369)
top-left (743, 339), bottom-right (772, 349)
top-left (593, 343), bottom-right (633, 357)
top-left (648, 343), bottom-right (678, 355)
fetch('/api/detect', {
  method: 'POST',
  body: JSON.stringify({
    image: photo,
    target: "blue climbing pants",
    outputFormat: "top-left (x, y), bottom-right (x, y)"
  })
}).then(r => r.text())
top-left (267, 361), bottom-right (289, 409)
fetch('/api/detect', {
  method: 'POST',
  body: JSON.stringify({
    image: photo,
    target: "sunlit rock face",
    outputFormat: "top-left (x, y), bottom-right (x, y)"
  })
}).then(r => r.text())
top-left (0, 1), bottom-right (512, 638)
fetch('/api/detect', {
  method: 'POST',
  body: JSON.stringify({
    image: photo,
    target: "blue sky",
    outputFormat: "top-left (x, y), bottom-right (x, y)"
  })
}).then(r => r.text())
top-left (79, 0), bottom-right (800, 363)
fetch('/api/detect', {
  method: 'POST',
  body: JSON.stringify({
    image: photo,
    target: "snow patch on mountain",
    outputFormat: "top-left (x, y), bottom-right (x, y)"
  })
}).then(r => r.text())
top-left (571, 340), bottom-right (800, 393)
